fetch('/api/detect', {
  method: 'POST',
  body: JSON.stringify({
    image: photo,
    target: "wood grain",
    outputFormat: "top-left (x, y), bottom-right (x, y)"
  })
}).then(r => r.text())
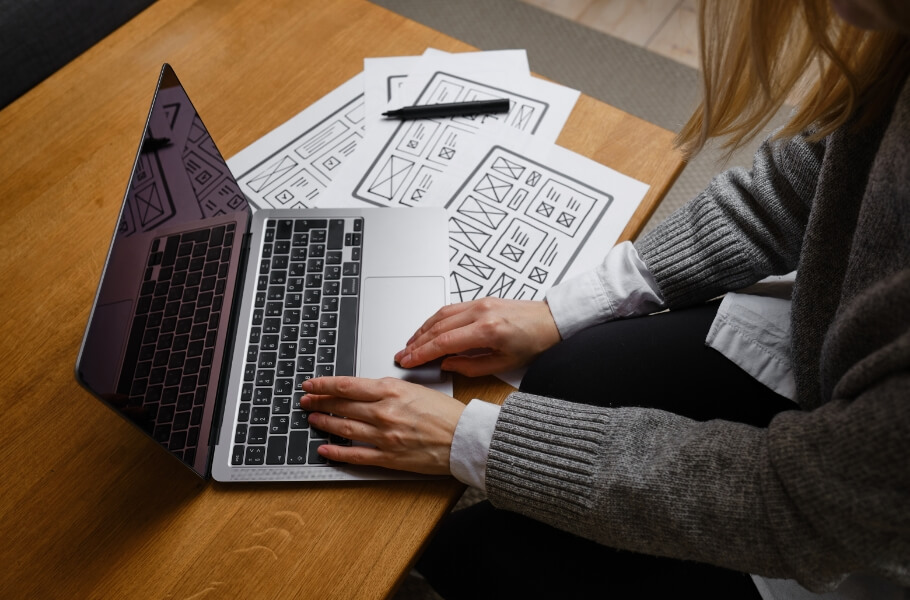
top-left (0, 0), bottom-right (683, 598)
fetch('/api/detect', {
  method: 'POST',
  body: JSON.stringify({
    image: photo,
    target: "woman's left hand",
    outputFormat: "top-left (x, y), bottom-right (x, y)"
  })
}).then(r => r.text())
top-left (299, 376), bottom-right (466, 475)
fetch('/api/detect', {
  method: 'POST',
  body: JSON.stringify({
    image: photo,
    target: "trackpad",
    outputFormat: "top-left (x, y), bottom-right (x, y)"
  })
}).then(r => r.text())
top-left (358, 276), bottom-right (446, 383)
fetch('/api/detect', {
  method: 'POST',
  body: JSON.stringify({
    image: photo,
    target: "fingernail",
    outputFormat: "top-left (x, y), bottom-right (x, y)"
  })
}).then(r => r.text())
top-left (301, 379), bottom-right (313, 391)
top-left (399, 353), bottom-right (411, 366)
top-left (299, 394), bottom-right (310, 408)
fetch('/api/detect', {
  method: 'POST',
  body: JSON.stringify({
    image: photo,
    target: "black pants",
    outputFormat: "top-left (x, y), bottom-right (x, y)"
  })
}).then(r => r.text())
top-left (416, 301), bottom-right (797, 599)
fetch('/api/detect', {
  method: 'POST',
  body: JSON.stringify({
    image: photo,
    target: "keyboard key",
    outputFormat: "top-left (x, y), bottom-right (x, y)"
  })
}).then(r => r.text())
top-left (328, 219), bottom-right (345, 249)
top-left (245, 446), bottom-right (265, 465)
top-left (276, 219), bottom-right (293, 240)
top-left (250, 407), bottom-right (270, 424)
top-left (235, 424), bottom-right (247, 443)
top-left (277, 360), bottom-right (295, 377)
top-left (273, 397), bottom-right (292, 414)
top-left (253, 387), bottom-right (272, 405)
top-left (255, 369), bottom-right (275, 386)
top-left (287, 431), bottom-right (309, 464)
top-left (317, 347), bottom-right (335, 363)
top-left (248, 425), bottom-right (268, 444)
top-left (270, 415), bottom-right (290, 435)
top-left (290, 410), bottom-right (308, 429)
top-left (263, 319), bottom-right (281, 334)
top-left (308, 440), bottom-right (328, 464)
top-left (267, 436), bottom-right (288, 465)
top-left (342, 277), bottom-right (359, 295)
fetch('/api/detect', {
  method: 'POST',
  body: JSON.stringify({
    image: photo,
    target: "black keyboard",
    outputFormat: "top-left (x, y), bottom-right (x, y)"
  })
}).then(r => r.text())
top-left (118, 222), bottom-right (236, 466)
top-left (232, 217), bottom-right (364, 467)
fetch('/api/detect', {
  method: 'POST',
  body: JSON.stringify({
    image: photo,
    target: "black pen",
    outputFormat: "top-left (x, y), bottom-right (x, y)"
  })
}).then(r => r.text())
top-left (382, 98), bottom-right (511, 120)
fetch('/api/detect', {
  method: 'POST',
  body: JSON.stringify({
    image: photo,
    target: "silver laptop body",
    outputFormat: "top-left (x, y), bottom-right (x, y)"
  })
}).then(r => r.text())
top-left (76, 64), bottom-right (451, 482)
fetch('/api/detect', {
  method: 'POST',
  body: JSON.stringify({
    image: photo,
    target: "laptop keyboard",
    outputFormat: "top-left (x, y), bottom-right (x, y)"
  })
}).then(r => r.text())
top-left (119, 223), bottom-right (236, 467)
top-left (232, 217), bottom-right (363, 467)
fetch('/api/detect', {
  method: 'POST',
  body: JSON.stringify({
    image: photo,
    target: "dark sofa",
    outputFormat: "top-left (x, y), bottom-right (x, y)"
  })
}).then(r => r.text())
top-left (0, 0), bottom-right (155, 108)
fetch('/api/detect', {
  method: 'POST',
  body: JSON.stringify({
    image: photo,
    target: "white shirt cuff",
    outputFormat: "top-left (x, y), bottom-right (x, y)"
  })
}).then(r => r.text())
top-left (449, 399), bottom-right (501, 492)
top-left (546, 241), bottom-right (665, 339)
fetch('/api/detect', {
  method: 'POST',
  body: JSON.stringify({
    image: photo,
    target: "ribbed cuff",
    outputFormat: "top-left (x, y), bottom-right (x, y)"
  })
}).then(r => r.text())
top-left (485, 392), bottom-right (610, 519)
top-left (635, 183), bottom-right (755, 307)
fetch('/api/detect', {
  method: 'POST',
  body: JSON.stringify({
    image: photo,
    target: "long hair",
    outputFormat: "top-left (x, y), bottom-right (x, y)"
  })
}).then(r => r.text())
top-left (676, 0), bottom-right (910, 159)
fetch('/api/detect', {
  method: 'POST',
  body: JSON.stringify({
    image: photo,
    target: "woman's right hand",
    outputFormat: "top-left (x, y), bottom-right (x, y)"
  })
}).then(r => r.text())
top-left (394, 298), bottom-right (562, 377)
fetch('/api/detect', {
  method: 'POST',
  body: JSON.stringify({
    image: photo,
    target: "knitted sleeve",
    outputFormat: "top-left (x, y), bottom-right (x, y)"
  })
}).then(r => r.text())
top-left (635, 132), bottom-right (825, 308)
top-left (486, 370), bottom-right (910, 591)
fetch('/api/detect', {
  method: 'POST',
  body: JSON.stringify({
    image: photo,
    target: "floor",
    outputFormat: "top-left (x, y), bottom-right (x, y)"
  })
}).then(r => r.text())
top-left (520, 0), bottom-right (699, 69)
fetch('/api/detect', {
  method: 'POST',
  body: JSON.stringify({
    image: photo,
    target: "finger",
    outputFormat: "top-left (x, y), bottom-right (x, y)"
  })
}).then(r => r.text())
top-left (301, 376), bottom-right (386, 402)
top-left (398, 319), bottom-right (501, 368)
top-left (300, 393), bottom-right (378, 422)
top-left (440, 353), bottom-right (518, 377)
top-left (403, 302), bottom-right (473, 346)
top-left (306, 412), bottom-right (378, 445)
top-left (396, 307), bottom-right (478, 364)
top-left (315, 443), bottom-right (397, 470)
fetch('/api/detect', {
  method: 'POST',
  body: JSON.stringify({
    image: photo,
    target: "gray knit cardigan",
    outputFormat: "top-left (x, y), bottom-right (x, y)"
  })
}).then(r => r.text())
top-left (485, 80), bottom-right (910, 592)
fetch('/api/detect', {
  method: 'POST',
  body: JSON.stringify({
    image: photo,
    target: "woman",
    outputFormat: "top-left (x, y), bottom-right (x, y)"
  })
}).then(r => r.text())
top-left (300, 0), bottom-right (910, 597)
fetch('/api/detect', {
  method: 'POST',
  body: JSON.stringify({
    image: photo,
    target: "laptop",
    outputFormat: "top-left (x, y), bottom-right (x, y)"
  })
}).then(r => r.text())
top-left (76, 64), bottom-right (451, 482)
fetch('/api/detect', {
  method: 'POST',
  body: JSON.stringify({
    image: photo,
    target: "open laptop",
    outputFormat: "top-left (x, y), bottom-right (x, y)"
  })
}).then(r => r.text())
top-left (76, 64), bottom-right (451, 482)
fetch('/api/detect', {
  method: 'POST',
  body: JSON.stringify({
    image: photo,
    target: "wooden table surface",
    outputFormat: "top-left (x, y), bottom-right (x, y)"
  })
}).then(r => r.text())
top-left (0, 0), bottom-right (684, 598)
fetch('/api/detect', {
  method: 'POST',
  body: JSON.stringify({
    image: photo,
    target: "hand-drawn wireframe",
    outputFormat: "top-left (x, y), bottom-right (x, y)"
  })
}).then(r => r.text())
top-left (446, 146), bottom-right (614, 303)
top-left (233, 95), bottom-right (365, 209)
top-left (353, 72), bottom-right (551, 208)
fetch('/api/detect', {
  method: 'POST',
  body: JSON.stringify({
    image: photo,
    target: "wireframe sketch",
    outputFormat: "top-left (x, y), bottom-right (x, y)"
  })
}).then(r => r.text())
top-left (234, 95), bottom-right (365, 209)
top-left (353, 72), bottom-right (551, 207)
top-left (446, 146), bottom-right (613, 303)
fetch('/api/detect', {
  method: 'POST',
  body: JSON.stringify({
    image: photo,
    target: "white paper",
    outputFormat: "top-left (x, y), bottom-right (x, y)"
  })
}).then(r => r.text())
top-left (445, 139), bottom-right (647, 304)
top-left (227, 73), bottom-right (365, 210)
top-left (328, 60), bottom-right (580, 210)
top-left (364, 48), bottom-right (531, 117)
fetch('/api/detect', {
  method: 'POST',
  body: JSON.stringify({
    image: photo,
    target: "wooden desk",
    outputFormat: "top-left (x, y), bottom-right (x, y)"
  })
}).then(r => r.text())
top-left (0, 0), bottom-right (684, 598)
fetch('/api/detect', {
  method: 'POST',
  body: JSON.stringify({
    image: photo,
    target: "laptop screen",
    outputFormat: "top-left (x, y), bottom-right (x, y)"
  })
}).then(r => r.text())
top-left (77, 64), bottom-right (250, 474)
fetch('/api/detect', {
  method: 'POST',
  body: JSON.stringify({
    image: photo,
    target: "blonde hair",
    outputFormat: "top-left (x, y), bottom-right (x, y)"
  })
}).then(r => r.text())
top-left (677, 0), bottom-right (910, 159)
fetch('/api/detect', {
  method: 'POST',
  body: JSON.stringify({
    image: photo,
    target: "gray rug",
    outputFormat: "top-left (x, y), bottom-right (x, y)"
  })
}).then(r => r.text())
top-left (369, 0), bottom-right (790, 237)
top-left (372, 2), bottom-right (788, 598)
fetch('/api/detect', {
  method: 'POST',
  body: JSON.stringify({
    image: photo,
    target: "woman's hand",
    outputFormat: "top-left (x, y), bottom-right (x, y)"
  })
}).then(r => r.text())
top-left (299, 376), bottom-right (465, 475)
top-left (394, 298), bottom-right (561, 377)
